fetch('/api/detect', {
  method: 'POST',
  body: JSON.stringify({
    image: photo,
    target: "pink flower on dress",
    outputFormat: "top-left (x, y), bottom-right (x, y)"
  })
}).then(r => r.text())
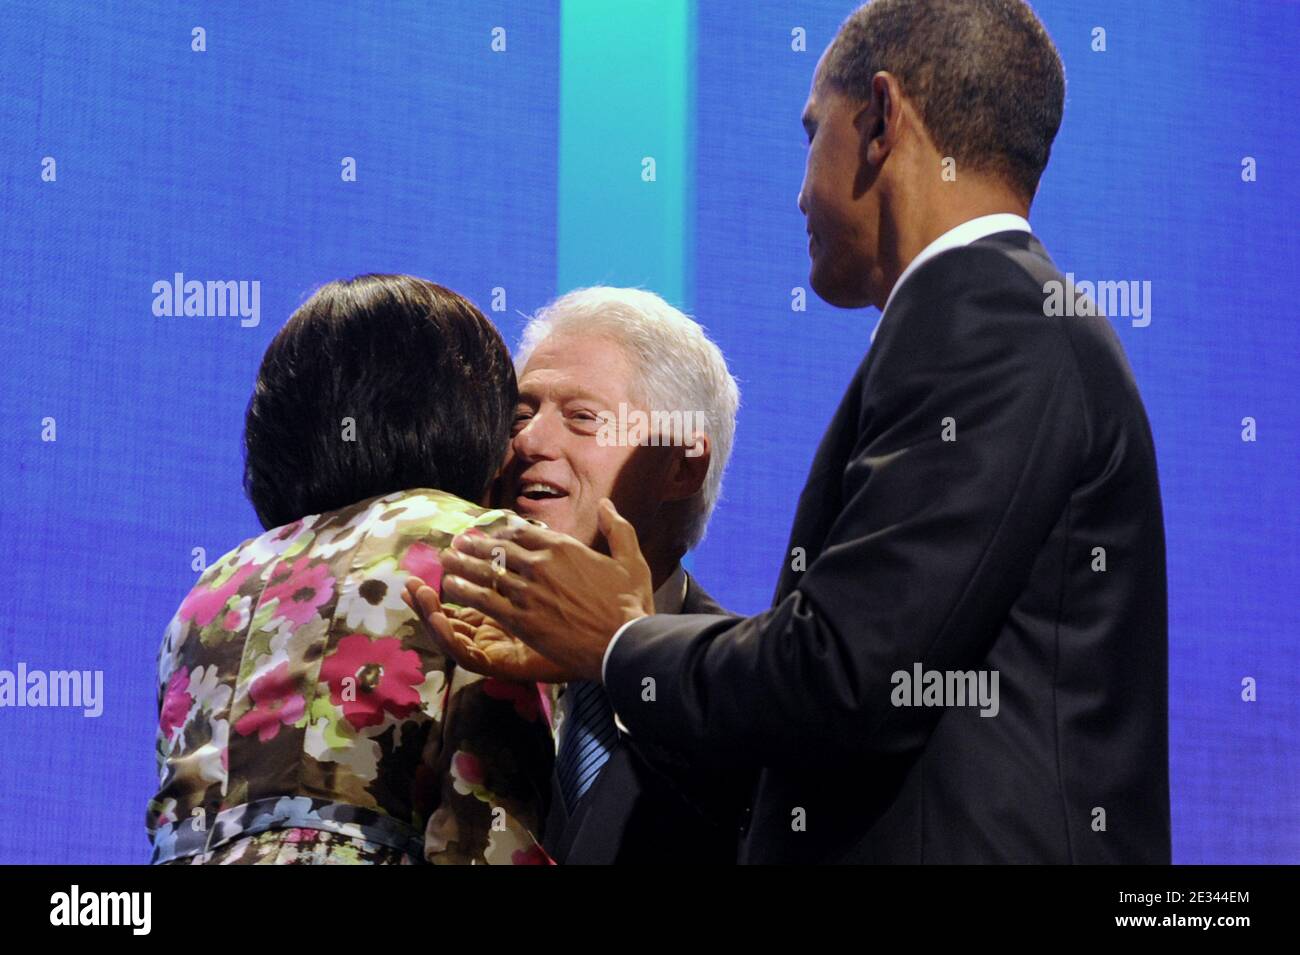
top-left (159, 667), bottom-right (193, 738)
top-left (320, 634), bottom-right (426, 729)
top-left (220, 596), bottom-right (251, 632)
top-left (399, 541), bottom-right (443, 593)
top-left (233, 662), bottom-right (306, 742)
top-left (483, 678), bottom-right (542, 722)
top-left (451, 750), bottom-right (485, 787)
top-left (261, 556), bottom-right (335, 627)
top-left (179, 563), bottom-right (257, 628)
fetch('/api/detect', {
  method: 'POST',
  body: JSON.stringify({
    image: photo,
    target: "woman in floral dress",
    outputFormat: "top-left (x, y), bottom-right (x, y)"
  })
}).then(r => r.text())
top-left (147, 275), bottom-right (554, 864)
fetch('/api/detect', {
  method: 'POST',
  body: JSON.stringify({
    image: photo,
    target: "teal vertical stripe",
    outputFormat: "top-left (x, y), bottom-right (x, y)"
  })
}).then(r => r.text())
top-left (558, 0), bottom-right (695, 568)
top-left (558, 0), bottom-right (694, 310)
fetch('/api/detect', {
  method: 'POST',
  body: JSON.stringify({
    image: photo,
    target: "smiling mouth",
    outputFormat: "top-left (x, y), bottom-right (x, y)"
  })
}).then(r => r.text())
top-left (514, 481), bottom-right (569, 508)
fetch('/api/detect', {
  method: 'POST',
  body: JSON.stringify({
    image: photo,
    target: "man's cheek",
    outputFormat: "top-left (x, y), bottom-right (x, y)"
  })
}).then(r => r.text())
top-left (572, 508), bottom-right (602, 549)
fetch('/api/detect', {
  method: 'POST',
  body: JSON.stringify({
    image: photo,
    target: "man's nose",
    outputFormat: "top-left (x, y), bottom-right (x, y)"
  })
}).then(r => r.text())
top-left (512, 411), bottom-right (561, 460)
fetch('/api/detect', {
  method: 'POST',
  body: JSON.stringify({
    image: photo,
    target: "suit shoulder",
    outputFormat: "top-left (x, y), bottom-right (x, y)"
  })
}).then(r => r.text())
top-left (870, 243), bottom-right (1073, 389)
top-left (893, 241), bottom-right (1060, 324)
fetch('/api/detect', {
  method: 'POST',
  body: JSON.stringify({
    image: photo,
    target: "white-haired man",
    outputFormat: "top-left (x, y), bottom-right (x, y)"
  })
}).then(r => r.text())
top-left (482, 286), bottom-right (745, 864)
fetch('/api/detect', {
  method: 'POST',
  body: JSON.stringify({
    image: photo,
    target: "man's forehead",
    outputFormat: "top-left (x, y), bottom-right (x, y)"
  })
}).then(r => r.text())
top-left (526, 331), bottom-right (631, 370)
top-left (517, 367), bottom-right (601, 398)
top-left (809, 45), bottom-right (833, 97)
top-left (517, 345), bottom-right (630, 404)
top-left (803, 54), bottom-right (833, 121)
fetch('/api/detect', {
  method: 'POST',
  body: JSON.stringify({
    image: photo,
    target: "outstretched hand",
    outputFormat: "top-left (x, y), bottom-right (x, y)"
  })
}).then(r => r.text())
top-left (400, 577), bottom-right (579, 684)
top-left (434, 498), bottom-right (655, 682)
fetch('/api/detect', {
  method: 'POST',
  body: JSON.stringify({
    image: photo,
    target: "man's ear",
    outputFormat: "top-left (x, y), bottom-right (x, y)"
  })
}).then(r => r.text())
top-left (861, 71), bottom-right (903, 168)
top-left (662, 434), bottom-right (711, 503)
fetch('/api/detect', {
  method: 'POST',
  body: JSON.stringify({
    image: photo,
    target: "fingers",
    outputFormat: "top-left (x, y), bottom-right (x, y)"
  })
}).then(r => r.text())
top-left (444, 535), bottom-right (530, 600)
top-left (440, 571), bottom-right (518, 628)
top-left (448, 533), bottom-right (535, 578)
top-left (403, 576), bottom-right (489, 628)
top-left (400, 580), bottom-right (492, 672)
top-left (402, 578), bottom-right (452, 642)
top-left (597, 497), bottom-right (643, 569)
top-left (411, 582), bottom-right (450, 635)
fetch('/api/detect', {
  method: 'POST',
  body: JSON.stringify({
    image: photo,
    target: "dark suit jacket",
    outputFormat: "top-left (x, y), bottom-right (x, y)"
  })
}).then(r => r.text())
top-left (605, 231), bottom-right (1171, 864)
top-left (543, 572), bottom-right (746, 864)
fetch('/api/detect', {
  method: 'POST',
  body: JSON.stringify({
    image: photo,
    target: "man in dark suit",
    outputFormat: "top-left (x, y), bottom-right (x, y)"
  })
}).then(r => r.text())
top-left (424, 0), bottom-right (1170, 864)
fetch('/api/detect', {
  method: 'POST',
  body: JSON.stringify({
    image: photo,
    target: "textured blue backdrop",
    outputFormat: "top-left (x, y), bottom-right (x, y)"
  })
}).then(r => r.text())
top-left (0, 1), bottom-right (1295, 863)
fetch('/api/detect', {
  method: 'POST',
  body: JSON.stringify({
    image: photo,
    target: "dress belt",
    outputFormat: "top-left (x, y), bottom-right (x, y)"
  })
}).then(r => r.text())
top-left (149, 795), bottom-right (426, 864)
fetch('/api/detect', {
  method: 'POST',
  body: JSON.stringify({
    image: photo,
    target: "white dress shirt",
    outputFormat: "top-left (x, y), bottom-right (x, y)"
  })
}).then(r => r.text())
top-left (602, 213), bottom-right (1033, 685)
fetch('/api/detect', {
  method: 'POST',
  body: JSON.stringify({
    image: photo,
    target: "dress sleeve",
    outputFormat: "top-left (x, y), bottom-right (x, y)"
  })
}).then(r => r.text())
top-left (423, 665), bottom-right (555, 864)
top-left (396, 497), bottom-right (556, 863)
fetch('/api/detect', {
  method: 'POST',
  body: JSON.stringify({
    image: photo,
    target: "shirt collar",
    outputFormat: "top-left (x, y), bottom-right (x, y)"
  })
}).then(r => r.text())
top-left (653, 563), bottom-right (688, 615)
top-left (880, 213), bottom-right (1032, 318)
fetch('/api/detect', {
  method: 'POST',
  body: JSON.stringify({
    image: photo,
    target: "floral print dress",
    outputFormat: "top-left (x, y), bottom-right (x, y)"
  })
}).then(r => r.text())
top-left (147, 489), bottom-right (556, 865)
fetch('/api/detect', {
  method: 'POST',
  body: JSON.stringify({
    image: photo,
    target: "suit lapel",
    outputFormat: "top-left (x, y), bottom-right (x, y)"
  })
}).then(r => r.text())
top-left (772, 353), bottom-right (872, 605)
top-left (681, 571), bottom-right (728, 616)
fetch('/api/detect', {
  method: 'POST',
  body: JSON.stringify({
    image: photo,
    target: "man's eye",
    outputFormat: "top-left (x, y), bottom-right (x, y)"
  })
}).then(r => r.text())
top-left (571, 411), bottom-right (604, 431)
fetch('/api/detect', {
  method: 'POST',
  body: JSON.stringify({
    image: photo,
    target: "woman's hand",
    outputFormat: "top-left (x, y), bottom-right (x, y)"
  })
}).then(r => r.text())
top-left (402, 577), bottom-right (578, 684)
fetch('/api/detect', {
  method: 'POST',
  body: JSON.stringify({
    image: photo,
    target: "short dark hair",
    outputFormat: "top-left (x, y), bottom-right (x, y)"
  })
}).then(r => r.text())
top-left (821, 0), bottom-right (1065, 200)
top-left (243, 274), bottom-right (516, 529)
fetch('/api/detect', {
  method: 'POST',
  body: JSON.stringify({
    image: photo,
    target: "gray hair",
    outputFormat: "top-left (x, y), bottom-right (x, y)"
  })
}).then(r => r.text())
top-left (516, 287), bottom-right (740, 551)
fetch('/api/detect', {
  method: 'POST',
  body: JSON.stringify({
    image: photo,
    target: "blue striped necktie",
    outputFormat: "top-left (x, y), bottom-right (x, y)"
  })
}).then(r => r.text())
top-left (556, 679), bottom-right (618, 812)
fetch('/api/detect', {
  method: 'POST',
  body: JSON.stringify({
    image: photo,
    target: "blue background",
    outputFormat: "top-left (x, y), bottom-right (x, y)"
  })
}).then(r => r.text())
top-left (1, 1), bottom-right (1295, 863)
